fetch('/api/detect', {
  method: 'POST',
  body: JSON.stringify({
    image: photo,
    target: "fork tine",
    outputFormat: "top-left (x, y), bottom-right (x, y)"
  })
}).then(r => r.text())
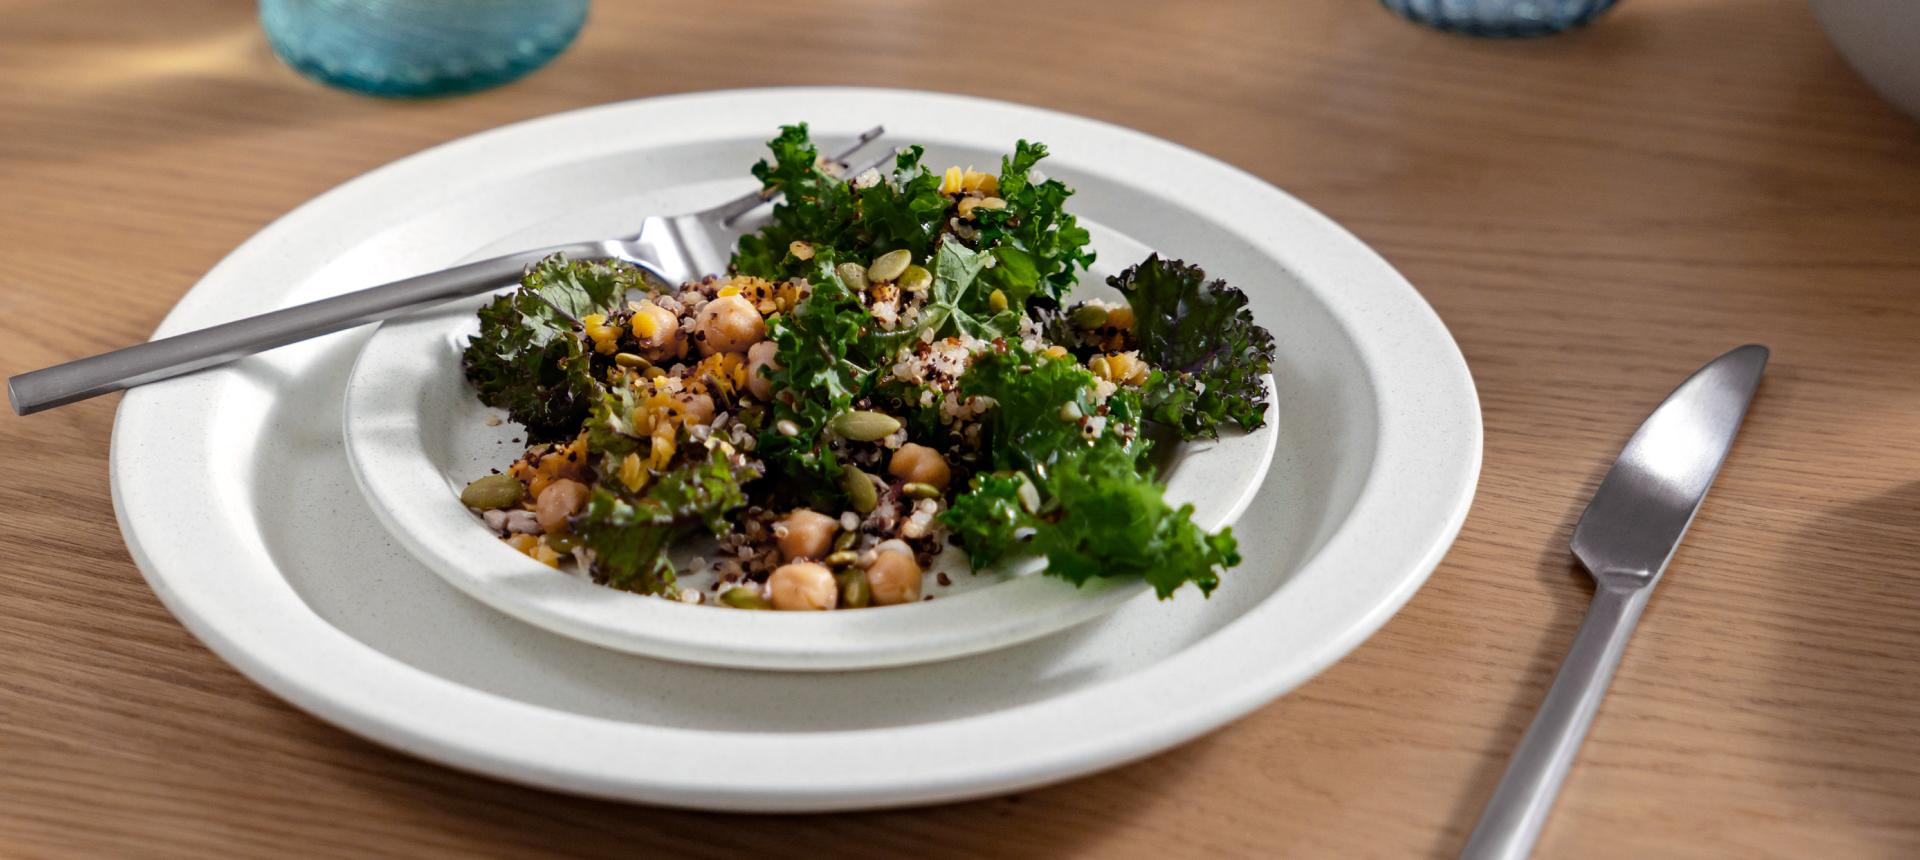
top-left (836, 145), bottom-right (903, 185)
top-left (705, 125), bottom-right (886, 225)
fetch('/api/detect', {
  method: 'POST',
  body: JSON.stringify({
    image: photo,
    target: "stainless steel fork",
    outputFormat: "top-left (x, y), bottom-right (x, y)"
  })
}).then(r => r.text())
top-left (7, 127), bottom-right (893, 416)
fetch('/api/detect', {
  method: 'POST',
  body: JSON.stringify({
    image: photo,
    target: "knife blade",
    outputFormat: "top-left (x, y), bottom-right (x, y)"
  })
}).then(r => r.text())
top-left (1461, 344), bottom-right (1768, 860)
top-left (1570, 344), bottom-right (1770, 584)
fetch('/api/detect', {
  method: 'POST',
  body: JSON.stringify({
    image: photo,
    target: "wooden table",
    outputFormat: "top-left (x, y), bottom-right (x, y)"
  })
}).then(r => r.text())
top-left (3, 1), bottom-right (1916, 856)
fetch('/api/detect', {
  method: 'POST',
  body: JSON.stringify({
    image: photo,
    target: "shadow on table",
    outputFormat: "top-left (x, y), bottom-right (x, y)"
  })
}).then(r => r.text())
top-left (1763, 480), bottom-right (1920, 837)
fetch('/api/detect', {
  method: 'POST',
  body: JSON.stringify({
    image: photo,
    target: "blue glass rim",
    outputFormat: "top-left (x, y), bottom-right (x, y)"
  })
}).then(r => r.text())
top-left (1378, 0), bottom-right (1620, 38)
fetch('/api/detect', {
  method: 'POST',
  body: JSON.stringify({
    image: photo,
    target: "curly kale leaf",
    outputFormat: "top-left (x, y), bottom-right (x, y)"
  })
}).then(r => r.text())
top-left (733, 125), bottom-right (860, 280)
top-left (942, 431), bottom-right (1239, 599)
top-left (732, 129), bottom-right (1092, 308)
top-left (585, 381), bottom-right (645, 458)
top-left (576, 450), bottom-right (757, 596)
top-left (944, 346), bottom-right (1234, 598)
top-left (972, 141), bottom-right (1095, 309)
top-left (853, 145), bottom-right (948, 258)
top-left (960, 346), bottom-right (1144, 479)
top-left (1041, 442), bottom-right (1239, 597)
top-left (461, 255), bottom-right (635, 442)
top-left (757, 265), bottom-right (874, 488)
top-left (732, 129), bottom-right (946, 282)
top-left (1110, 254), bottom-right (1276, 439)
top-left (938, 471), bottom-right (1030, 572)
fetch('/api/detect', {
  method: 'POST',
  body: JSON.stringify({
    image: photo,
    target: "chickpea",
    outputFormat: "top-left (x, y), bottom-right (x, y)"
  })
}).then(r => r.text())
top-left (746, 339), bottom-right (781, 401)
top-left (630, 302), bottom-right (682, 362)
top-left (534, 478), bottom-right (588, 534)
top-left (673, 391), bottom-right (715, 426)
top-left (776, 509), bottom-right (838, 561)
top-left (888, 443), bottom-right (951, 491)
top-left (768, 562), bottom-right (837, 611)
top-left (694, 294), bottom-right (765, 355)
top-left (866, 541), bottom-right (923, 606)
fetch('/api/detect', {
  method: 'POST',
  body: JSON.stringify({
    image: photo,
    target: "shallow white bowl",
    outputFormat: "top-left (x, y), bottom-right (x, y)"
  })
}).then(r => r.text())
top-left (343, 250), bottom-right (1279, 669)
top-left (110, 88), bottom-right (1481, 809)
top-left (1811, 0), bottom-right (1920, 122)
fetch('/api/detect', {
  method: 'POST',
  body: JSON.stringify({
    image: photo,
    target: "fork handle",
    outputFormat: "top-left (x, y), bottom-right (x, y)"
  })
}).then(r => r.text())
top-left (8, 241), bottom-right (615, 416)
top-left (1460, 581), bottom-right (1652, 860)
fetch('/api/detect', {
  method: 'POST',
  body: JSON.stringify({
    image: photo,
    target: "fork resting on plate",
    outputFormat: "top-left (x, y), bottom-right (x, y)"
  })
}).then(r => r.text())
top-left (6, 127), bottom-right (894, 416)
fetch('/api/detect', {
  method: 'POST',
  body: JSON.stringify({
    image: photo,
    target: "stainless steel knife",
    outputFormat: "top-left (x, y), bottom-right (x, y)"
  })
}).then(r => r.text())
top-left (1460, 344), bottom-right (1770, 860)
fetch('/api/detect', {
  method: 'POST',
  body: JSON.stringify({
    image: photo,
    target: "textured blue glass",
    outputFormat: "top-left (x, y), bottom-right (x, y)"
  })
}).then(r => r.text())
top-left (260, 0), bottom-right (588, 98)
top-left (1379, 0), bottom-right (1618, 37)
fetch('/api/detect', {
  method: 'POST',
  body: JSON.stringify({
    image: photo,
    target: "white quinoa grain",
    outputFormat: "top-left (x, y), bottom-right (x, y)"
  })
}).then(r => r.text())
top-left (482, 509), bottom-right (509, 533)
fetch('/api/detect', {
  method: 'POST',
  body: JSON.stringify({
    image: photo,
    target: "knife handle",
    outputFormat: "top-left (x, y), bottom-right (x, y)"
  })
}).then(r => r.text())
top-left (1460, 580), bottom-right (1652, 860)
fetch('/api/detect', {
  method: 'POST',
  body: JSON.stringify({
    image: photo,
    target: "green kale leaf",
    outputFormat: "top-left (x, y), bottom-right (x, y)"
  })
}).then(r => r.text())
top-left (461, 254), bottom-right (635, 442)
top-left (972, 141), bottom-right (1095, 309)
top-left (576, 448), bottom-right (757, 596)
top-left (853, 145), bottom-right (948, 258)
top-left (757, 264), bottom-right (874, 488)
top-left (944, 345), bottom-right (1235, 598)
top-left (1111, 254), bottom-right (1276, 439)
top-left (943, 436), bottom-right (1238, 599)
top-left (960, 345), bottom-right (1132, 478)
top-left (731, 129), bottom-right (945, 282)
top-left (938, 471), bottom-right (1030, 572)
top-left (1034, 442), bottom-right (1239, 598)
top-left (732, 125), bottom-right (860, 280)
top-left (585, 380), bottom-right (645, 458)
top-left (897, 238), bottom-right (1022, 345)
top-left (731, 128), bottom-right (1092, 308)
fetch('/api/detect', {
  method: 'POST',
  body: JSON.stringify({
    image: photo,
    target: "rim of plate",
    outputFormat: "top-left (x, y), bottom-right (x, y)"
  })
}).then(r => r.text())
top-left (340, 297), bottom-right (1278, 670)
top-left (109, 87), bottom-right (1481, 810)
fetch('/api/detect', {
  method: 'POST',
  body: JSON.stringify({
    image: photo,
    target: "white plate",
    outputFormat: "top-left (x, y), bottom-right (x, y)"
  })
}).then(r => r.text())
top-left (110, 88), bottom-right (1480, 810)
top-left (342, 233), bottom-right (1279, 670)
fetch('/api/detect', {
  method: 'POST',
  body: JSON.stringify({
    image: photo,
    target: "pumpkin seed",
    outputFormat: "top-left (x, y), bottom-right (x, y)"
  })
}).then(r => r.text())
top-left (902, 482), bottom-right (942, 500)
top-left (460, 474), bottom-right (524, 510)
top-left (866, 249), bottom-right (911, 283)
top-left (614, 352), bottom-right (650, 369)
top-left (543, 533), bottom-right (580, 553)
top-left (835, 262), bottom-right (869, 292)
top-left (825, 550), bottom-right (859, 567)
top-left (721, 588), bottom-right (771, 610)
top-left (839, 569), bottom-right (872, 608)
top-left (829, 410), bottom-right (901, 441)
top-left (833, 530), bottom-right (859, 552)
top-left (841, 465), bottom-right (879, 514)
top-left (897, 264), bottom-right (932, 293)
top-left (1070, 304), bottom-right (1109, 329)
top-left (1015, 474), bottom-right (1041, 514)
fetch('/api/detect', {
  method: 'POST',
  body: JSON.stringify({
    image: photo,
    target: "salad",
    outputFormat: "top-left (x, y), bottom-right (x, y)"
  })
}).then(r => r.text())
top-left (456, 126), bottom-right (1276, 611)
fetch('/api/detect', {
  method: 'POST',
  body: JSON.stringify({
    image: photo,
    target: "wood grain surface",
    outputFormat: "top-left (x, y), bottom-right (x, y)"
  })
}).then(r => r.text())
top-left (3, 0), bottom-right (1917, 857)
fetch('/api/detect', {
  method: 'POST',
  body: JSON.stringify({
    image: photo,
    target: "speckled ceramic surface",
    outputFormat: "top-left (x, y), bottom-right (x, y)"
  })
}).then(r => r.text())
top-left (109, 88), bottom-right (1480, 810)
top-left (341, 225), bottom-right (1279, 670)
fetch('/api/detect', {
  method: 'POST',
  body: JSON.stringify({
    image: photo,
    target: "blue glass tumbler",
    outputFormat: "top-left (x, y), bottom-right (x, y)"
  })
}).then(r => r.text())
top-left (260, 0), bottom-right (589, 97)
top-left (1379, 0), bottom-right (1619, 37)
